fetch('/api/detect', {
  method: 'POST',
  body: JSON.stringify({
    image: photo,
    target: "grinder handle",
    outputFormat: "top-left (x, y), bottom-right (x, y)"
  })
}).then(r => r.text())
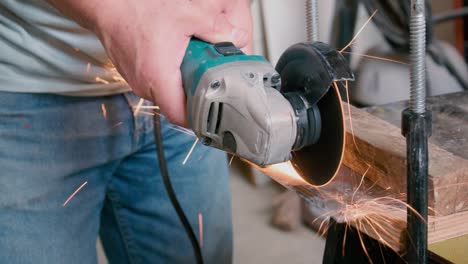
top-left (180, 38), bottom-right (266, 126)
top-left (181, 39), bottom-right (224, 96)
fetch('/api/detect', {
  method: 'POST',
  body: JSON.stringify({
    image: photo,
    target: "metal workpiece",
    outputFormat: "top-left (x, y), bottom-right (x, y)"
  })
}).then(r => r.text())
top-left (306, 0), bottom-right (320, 42)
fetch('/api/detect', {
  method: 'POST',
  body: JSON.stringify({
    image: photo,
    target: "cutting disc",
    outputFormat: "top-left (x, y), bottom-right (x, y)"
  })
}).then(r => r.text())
top-left (276, 42), bottom-right (350, 186)
top-left (291, 85), bottom-right (345, 186)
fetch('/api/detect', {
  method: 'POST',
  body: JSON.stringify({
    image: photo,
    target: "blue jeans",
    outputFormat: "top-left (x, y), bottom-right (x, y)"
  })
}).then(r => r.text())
top-left (0, 92), bottom-right (232, 264)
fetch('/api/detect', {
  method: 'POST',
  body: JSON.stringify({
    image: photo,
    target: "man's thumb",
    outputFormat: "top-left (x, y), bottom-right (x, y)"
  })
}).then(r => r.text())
top-left (193, 14), bottom-right (249, 48)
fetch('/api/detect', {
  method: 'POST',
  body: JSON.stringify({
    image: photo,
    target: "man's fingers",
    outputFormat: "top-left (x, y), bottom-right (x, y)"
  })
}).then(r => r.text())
top-left (151, 69), bottom-right (188, 127)
top-left (136, 54), bottom-right (188, 126)
top-left (226, 0), bottom-right (254, 54)
top-left (192, 13), bottom-right (249, 48)
top-left (133, 33), bottom-right (189, 127)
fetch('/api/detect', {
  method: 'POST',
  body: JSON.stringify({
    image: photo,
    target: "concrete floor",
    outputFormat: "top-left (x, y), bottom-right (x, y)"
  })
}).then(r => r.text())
top-left (98, 165), bottom-right (325, 263)
top-left (230, 167), bottom-right (325, 264)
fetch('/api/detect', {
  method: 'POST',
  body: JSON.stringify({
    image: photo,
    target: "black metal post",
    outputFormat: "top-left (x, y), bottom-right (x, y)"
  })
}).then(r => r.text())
top-left (402, 109), bottom-right (432, 264)
top-left (404, 0), bottom-right (432, 262)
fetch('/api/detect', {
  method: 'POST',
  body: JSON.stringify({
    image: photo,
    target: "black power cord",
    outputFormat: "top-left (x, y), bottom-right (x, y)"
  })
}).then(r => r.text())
top-left (153, 109), bottom-right (204, 264)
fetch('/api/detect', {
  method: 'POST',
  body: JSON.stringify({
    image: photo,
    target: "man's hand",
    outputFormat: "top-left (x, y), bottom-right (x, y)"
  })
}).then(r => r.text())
top-left (48, 0), bottom-right (253, 126)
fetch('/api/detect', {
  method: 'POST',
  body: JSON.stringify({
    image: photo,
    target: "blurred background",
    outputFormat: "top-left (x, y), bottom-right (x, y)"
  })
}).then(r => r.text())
top-left (251, 0), bottom-right (467, 107)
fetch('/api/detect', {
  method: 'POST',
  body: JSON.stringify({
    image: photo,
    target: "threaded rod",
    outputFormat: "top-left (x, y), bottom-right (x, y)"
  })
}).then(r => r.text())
top-left (306, 0), bottom-right (319, 42)
top-left (409, 0), bottom-right (426, 114)
top-left (405, 1), bottom-right (429, 263)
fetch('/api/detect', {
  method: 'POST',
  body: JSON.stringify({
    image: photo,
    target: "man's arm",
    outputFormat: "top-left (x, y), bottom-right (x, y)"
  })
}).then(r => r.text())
top-left (47, 0), bottom-right (253, 126)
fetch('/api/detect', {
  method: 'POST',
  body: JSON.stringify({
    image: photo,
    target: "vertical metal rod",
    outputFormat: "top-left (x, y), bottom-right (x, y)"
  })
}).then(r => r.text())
top-left (409, 0), bottom-right (426, 113)
top-left (403, 110), bottom-right (430, 264)
top-left (403, 0), bottom-right (431, 263)
top-left (306, 0), bottom-right (320, 42)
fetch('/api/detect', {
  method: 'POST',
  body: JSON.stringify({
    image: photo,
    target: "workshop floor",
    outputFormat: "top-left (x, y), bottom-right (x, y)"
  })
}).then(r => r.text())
top-left (98, 165), bottom-right (325, 264)
top-left (230, 167), bottom-right (325, 264)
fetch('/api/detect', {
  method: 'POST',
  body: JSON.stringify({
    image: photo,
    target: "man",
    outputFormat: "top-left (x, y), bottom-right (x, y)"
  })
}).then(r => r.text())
top-left (0, 0), bottom-right (253, 263)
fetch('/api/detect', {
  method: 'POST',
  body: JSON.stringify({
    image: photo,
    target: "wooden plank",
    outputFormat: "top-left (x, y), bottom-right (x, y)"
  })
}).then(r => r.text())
top-left (342, 103), bottom-right (468, 216)
top-left (428, 210), bottom-right (468, 244)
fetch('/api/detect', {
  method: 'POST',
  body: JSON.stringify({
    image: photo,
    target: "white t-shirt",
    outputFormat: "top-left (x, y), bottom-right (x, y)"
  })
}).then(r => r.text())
top-left (0, 0), bottom-right (130, 96)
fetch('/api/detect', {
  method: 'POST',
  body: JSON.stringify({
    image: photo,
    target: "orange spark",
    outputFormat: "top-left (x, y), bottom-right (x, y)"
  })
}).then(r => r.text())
top-left (168, 125), bottom-right (195, 136)
top-left (335, 81), bottom-right (361, 155)
top-left (134, 99), bottom-right (145, 117)
top-left (95, 77), bottom-right (110, 84)
top-left (139, 106), bottom-right (160, 109)
top-left (112, 122), bottom-right (123, 128)
top-left (351, 165), bottom-right (371, 203)
top-left (182, 138), bottom-right (199, 165)
top-left (256, 161), bottom-right (308, 186)
top-left (198, 213), bottom-right (204, 248)
top-left (340, 9), bottom-right (378, 53)
top-left (342, 51), bottom-right (408, 65)
top-left (112, 75), bottom-right (126, 83)
top-left (342, 224), bottom-right (349, 256)
top-left (101, 103), bottom-right (107, 120)
top-left (138, 111), bottom-right (155, 116)
top-left (63, 181), bottom-right (88, 206)
top-left (357, 221), bottom-right (374, 264)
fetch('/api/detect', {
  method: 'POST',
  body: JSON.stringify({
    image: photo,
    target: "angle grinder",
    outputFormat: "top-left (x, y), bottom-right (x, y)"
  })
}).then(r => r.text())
top-left (181, 39), bottom-right (353, 186)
